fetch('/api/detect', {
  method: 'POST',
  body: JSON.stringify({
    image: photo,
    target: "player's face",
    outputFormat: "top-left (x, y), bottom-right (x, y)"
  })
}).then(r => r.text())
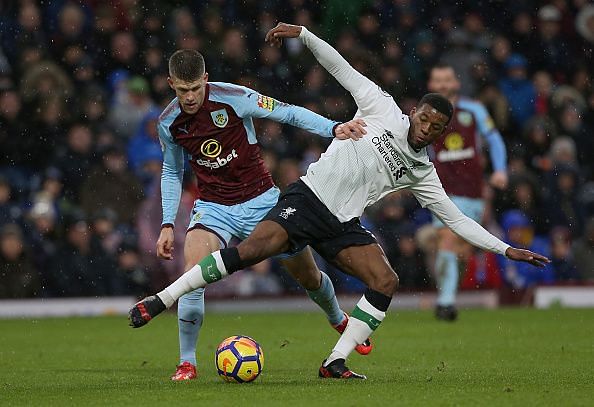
top-left (427, 67), bottom-right (460, 100)
top-left (407, 104), bottom-right (449, 150)
top-left (168, 73), bottom-right (209, 114)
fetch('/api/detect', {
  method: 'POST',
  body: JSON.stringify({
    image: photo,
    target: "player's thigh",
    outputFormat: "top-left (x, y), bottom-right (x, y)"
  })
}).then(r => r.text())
top-left (238, 186), bottom-right (281, 241)
top-left (237, 220), bottom-right (292, 267)
top-left (279, 246), bottom-right (321, 290)
top-left (184, 228), bottom-right (223, 270)
top-left (333, 244), bottom-right (398, 296)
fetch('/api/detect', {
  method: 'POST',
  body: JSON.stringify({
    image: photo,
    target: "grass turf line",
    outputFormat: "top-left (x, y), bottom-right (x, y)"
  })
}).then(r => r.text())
top-left (0, 308), bottom-right (593, 406)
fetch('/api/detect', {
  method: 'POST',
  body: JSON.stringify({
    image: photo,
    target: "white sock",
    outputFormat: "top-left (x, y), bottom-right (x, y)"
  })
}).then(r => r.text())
top-left (157, 251), bottom-right (228, 308)
top-left (325, 295), bottom-right (386, 366)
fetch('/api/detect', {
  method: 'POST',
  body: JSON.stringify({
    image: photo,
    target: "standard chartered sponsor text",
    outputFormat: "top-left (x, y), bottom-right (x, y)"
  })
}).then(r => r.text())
top-left (372, 134), bottom-right (407, 180)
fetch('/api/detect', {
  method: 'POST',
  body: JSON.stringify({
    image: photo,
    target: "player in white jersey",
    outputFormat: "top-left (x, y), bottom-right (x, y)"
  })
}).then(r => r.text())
top-left (129, 23), bottom-right (550, 379)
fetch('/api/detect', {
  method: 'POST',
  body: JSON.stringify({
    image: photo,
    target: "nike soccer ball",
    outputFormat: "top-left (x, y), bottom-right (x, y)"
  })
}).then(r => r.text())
top-left (215, 335), bottom-right (264, 383)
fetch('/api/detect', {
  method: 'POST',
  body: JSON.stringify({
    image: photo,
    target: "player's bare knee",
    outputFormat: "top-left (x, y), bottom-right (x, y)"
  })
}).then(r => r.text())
top-left (370, 269), bottom-right (399, 296)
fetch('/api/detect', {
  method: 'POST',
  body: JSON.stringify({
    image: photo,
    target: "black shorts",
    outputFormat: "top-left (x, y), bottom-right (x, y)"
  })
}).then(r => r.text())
top-left (263, 180), bottom-right (377, 261)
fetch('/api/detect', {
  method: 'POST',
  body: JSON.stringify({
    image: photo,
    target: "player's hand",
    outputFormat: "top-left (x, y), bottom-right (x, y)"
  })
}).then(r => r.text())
top-left (156, 226), bottom-right (175, 260)
top-left (265, 22), bottom-right (303, 47)
top-left (505, 247), bottom-right (550, 267)
top-left (489, 171), bottom-right (508, 190)
top-left (334, 119), bottom-right (367, 140)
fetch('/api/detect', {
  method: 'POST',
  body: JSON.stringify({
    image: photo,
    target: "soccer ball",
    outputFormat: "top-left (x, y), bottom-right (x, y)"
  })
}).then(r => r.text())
top-left (215, 335), bottom-right (264, 383)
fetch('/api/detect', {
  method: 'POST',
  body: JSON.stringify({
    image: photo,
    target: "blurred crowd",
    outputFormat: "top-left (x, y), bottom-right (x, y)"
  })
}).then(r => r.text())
top-left (1, 0), bottom-right (594, 300)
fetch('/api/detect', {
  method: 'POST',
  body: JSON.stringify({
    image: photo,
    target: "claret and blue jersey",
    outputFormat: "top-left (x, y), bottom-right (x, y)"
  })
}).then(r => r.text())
top-left (430, 97), bottom-right (507, 199)
top-left (157, 81), bottom-right (338, 227)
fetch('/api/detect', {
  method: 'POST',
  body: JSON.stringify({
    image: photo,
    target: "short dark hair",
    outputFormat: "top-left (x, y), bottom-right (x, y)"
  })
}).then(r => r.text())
top-left (168, 49), bottom-right (205, 82)
top-left (431, 62), bottom-right (456, 72)
top-left (418, 93), bottom-right (454, 122)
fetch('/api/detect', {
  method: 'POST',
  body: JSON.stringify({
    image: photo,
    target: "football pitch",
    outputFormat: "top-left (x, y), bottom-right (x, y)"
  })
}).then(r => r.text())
top-left (1, 308), bottom-right (593, 406)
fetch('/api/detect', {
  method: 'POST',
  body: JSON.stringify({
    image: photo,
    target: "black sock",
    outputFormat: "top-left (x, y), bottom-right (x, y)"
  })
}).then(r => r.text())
top-left (364, 288), bottom-right (392, 312)
top-left (220, 247), bottom-right (242, 274)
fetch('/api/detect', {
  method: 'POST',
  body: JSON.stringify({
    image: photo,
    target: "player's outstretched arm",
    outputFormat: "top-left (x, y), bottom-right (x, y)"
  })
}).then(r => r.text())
top-left (157, 122), bottom-right (184, 260)
top-left (266, 23), bottom-right (388, 115)
top-left (236, 87), bottom-right (367, 140)
top-left (426, 198), bottom-right (550, 267)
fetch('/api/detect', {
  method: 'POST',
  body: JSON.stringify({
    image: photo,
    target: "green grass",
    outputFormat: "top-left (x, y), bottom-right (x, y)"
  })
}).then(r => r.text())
top-left (0, 308), bottom-right (593, 406)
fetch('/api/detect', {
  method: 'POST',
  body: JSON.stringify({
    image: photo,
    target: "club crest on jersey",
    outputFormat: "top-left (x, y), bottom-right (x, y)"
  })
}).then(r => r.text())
top-left (444, 132), bottom-right (464, 150)
top-left (257, 95), bottom-right (275, 112)
top-left (210, 109), bottom-right (229, 128)
top-left (191, 211), bottom-right (203, 223)
top-left (279, 207), bottom-right (296, 219)
top-left (456, 111), bottom-right (473, 127)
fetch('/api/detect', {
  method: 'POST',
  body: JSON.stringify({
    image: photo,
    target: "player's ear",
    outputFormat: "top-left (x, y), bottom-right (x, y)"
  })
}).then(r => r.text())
top-left (203, 72), bottom-right (209, 82)
top-left (167, 77), bottom-right (174, 89)
top-left (409, 106), bottom-right (416, 116)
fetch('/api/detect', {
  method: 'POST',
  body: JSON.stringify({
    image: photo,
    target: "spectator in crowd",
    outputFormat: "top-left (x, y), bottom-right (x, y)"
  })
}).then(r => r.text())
top-left (549, 226), bottom-right (580, 281)
top-left (89, 208), bottom-right (122, 258)
top-left (126, 108), bottom-right (162, 180)
top-left (0, 177), bottom-right (22, 227)
top-left (533, 70), bottom-right (554, 116)
top-left (52, 123), bottom-right (95, 203)
top-left (0, 88), bottom-right (24, 174)
top-left (112, 238), bottom-right (150, 296)
top-left (558, 103), bottom-right (594, 177)
top-left (26, 200), bottom-right (59, 289)
top-left (545, 164), bottom-right (583, 233)
top-left (80, 144), bottom-right (144, 226)
top-left (531, 5), bottom-right (571, 81)
top-left (499, 210), bottom-right (555, 289)
top-left (46, 215), bottom-right (107, 297)
top-left (576, 4), bottom-right (594, 57)
top-left (0, 223), bottom-right (39, 298)
top-left (572, 217), bottom-right (594, 281)
top-left (108, 75), bottom-right (156, 140)
top-left (388, 224), bottom-right (431, 290)
top-left (498, 54), bottom-right (536, 128)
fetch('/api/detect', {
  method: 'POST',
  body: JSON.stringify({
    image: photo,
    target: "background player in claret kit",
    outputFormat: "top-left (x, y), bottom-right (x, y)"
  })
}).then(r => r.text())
top-left (151, 49), bottom-right (370, 381)
top-left (130, 24), bottom-right (549, 380)
top-left (427, 64), bottom-right (508, 321)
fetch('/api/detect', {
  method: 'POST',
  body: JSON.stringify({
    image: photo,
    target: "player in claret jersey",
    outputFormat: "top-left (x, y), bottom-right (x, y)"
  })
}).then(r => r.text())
top-left (130, 26), bottom-right (548, 380)
top-left (131, 49), bottom-right (371, 381)
top-left (427, 64), bottom-right (508, 321)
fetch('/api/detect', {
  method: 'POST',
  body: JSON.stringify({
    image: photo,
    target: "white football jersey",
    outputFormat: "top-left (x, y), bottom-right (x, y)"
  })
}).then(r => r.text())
top-left (301, 88), bottom-right (447, 223)
top-left (298, 27), bottom-right (509, 255)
